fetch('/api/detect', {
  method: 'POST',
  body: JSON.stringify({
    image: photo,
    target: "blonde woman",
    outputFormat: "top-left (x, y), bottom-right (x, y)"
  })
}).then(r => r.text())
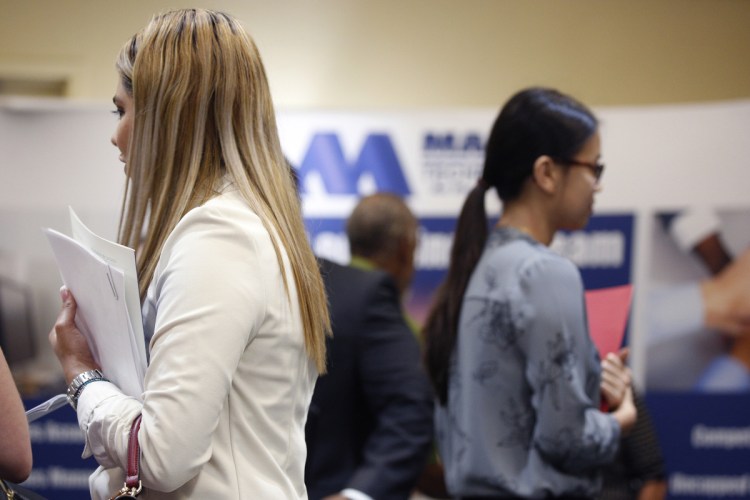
top-left (49, 9), bottom-right (330, 499)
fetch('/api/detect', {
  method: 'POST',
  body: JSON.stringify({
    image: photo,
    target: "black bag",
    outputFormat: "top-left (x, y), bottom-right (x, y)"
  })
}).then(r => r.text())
top-left (0, 479), bottom-right (47, 500)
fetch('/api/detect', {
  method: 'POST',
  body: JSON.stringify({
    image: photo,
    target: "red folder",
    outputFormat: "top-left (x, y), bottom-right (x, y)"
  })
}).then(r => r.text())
top-left (585, 284), bottom-right (633, 357)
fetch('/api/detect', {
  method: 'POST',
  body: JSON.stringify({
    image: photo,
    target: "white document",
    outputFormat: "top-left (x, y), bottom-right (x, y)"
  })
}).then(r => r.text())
top-left (67, 208), bottom-right (147, 382)
top-left (25, 393), bottom-right (68, 422)
top-left (44, 209), bottom-right (146, 400)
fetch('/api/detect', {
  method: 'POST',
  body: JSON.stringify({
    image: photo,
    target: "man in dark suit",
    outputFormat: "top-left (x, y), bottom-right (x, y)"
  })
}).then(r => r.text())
top-left (305, 194), bottom-right (434, 500)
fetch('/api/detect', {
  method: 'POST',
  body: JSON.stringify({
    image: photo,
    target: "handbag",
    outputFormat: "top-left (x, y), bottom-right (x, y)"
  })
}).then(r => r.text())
top-left (110, 414), bottom-right (143, 500)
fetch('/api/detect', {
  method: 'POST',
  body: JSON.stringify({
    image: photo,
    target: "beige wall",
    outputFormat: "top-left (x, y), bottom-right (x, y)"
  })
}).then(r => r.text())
top-left (2, 0), bottom-right (750, 108)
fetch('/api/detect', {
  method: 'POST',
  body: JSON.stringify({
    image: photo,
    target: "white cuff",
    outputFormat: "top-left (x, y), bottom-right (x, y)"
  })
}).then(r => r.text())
top-left (75, 380), bottom-right (122, 459)
top-left (341, 488), bottom-right (375, 500)
top-left (668, 209), bottom-right (721, 253)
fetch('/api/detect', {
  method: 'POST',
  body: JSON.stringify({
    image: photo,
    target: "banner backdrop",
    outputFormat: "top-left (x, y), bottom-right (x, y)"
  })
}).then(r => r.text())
top-left (283, 111), bottom-right (635, 320)
top-left (305, 215), bottom-right (634, 326)
top-left (280, 109), bottom-right (749, 500)
top-left (4, 103), bottom-right (749, 498)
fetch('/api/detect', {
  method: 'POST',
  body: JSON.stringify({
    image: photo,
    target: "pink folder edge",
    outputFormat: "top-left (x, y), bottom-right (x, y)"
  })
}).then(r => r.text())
top-left (584, 284), bottom-right (633, 357)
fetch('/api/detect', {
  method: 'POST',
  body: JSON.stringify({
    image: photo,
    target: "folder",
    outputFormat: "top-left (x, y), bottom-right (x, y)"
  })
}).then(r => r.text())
top-left (43, 208), bottom-right (146, 400)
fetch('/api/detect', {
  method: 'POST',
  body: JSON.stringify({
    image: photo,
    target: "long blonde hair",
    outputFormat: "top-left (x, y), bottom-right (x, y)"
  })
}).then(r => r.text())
top-left (116, 9), bottom-right (330, 372)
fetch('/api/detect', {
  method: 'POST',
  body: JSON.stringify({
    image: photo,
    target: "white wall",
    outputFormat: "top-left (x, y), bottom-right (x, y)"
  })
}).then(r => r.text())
top-left (4, 1), bottom-right (750, 107)
top-left (0, 99), bottom-right (123, 384)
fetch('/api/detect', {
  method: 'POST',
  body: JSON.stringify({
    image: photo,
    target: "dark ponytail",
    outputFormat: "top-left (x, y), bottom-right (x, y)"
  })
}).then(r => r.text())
top-left (423, 181), bottom-right (489, 405)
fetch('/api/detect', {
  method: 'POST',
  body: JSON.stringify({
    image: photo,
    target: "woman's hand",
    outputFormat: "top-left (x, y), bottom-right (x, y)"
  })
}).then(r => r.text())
top-left (600, 348), bottom-right (631, 410)
top-left (48, 287), bottom-right (99, 384)
top-left (600, 348), bottom-right (638, 434)
top-left (611, 387), bottom-right (638, 435)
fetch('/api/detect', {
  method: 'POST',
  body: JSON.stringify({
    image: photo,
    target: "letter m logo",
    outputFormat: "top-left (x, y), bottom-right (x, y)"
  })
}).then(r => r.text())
top-left (297, 133), bottom-right (410, 195)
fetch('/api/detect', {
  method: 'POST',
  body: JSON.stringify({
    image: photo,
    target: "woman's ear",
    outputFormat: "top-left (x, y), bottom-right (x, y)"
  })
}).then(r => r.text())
top-left (531, 155), bottom-right (561, 195)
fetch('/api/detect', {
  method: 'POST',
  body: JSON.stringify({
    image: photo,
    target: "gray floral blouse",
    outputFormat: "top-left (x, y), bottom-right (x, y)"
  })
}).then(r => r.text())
top-left (435, 227), bottom-right (620, 499)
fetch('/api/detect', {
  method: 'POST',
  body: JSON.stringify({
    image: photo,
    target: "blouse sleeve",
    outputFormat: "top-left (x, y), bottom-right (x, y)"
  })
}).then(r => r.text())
top-left (516, 254), bottom-right (620, 473)
top-left (77, 203), bottom-right (267, 492)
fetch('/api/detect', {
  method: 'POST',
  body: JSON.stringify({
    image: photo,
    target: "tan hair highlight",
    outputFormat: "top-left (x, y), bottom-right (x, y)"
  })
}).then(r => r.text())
top-left (116, 9), bottom-right (330, 372)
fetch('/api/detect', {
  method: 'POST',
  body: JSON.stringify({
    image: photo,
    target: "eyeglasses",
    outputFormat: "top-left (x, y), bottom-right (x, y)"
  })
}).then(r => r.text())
top-left (556, 158), bottom-right (605, 182)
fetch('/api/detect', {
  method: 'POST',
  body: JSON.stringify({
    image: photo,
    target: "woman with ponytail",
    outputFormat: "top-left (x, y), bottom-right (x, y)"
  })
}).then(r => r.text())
top-left (48, 9), bottom-right (329, 499)
top-left (423, 87), bottom-right (636, 499)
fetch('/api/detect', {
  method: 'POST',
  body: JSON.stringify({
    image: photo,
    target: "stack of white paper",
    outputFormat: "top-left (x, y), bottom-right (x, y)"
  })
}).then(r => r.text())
top-left (25, 394), bottom-right (68, 422)
top-left (44, 208), bottom-right (147, 400)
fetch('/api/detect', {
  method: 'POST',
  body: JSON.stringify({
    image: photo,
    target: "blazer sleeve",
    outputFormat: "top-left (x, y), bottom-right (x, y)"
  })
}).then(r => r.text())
top-left (346, 273), bottom-right (435, 499)
top-left (77, 203), bottom-right (267, 492)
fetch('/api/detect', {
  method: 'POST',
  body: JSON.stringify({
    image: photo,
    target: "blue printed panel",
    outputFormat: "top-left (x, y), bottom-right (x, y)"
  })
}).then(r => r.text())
top-left (21, 397), bottom-right (98, 499)
top-left (554, 213), bottom-right (634, 290)
top-left (645, 392), bottom-right (750, 499)
top-left (306, 213), bottom-right (635, 325)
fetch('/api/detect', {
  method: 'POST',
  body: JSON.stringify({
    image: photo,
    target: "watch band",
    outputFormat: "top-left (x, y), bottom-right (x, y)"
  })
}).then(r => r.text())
top-left (67, 369), bottom-right (107, 410)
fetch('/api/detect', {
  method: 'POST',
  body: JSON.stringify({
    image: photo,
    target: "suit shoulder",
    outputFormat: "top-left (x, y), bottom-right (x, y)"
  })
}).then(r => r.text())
top-left (318, 258), bottom-right (396, 294)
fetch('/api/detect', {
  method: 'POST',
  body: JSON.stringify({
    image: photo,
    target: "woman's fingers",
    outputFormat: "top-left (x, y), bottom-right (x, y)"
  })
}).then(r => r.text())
top-left (600, 352), bottom-right (632, 408)
top-left (48, 287), bottom-right (99, 384)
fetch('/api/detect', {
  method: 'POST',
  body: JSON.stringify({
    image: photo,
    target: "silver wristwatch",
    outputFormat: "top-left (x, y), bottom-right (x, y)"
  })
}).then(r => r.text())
top-left (67, 369), bottom-right (106, 410)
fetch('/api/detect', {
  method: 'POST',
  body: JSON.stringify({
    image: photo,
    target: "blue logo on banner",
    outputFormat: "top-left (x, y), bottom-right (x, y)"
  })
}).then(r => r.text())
top-left (424, 132), bottom-right (484, 151)
top-left (297, 133), bottom-right (410, 195)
